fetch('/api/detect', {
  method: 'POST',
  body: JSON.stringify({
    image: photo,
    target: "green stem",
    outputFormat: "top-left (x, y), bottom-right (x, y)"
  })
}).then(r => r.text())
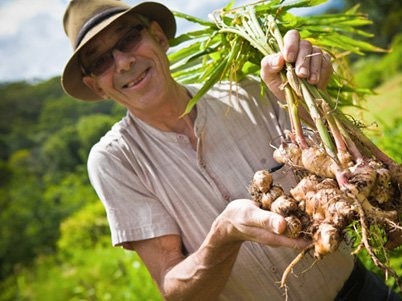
top-left (321, 102), bottom-right (346, 151)
top-left (321, 101), bottom-right (355, 168)
top-left (266, 15), bottom-right (308, 148)
top-left (300, 82), bottom-right (337, 158)
top-left (334, 115), bottom-right (364, 163)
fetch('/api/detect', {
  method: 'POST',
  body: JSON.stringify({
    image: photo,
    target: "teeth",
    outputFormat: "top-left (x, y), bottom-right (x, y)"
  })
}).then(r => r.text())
top-left (125, 70), bottom-right (147, 88)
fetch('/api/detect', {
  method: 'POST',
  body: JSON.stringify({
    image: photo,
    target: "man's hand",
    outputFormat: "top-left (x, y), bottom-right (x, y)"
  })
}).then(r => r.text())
top-left (129, 199), bottom-right (310, 301)
top-left (260, 29), bottom-right (333, 101)
top-left (215, 199), bottom-right (310, 250)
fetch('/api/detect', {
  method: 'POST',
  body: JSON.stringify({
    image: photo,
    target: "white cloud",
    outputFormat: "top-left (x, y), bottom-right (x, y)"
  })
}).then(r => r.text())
top-left (0, 0), bottom-right (65, 36)
top-left (0, 0), bottom-right (70, 82)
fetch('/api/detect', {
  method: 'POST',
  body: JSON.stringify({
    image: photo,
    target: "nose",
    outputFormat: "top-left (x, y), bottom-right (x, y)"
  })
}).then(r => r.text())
top-left (112, 49), bottom-right (136, 73)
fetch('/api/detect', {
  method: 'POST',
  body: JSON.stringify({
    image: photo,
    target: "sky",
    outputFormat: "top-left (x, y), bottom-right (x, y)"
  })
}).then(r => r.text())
top-left (0, 0), bottom-right (342, 84)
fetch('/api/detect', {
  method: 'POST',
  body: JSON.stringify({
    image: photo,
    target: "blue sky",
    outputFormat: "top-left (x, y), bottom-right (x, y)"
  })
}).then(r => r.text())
top-left (0, 0), bottom-right (342, 83)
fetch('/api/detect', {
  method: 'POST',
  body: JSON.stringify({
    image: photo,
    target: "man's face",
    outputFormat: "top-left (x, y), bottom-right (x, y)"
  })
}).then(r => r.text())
top-left (80, 15), bottom-right (174, 113)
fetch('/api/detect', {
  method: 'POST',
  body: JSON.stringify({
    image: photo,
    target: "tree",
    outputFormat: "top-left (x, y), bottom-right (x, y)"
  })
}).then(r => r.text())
top-left (76, 114), bottom-right (116, 161)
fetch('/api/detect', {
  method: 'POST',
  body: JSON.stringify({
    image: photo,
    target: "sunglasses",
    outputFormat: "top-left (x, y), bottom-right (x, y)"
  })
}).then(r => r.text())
top-left (81, 24), bottom-right (146, 76)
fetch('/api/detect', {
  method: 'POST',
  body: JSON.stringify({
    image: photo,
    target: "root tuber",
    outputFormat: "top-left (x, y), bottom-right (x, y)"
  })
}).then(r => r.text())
top-left (313, 223), bottom-right (341, 259)
top-left (249, 161), bottom-right (402, 290)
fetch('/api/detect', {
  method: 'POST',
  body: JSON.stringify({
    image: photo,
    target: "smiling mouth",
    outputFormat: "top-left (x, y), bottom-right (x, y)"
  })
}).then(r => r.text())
top-left (123, 68), bottom-right (150, 89)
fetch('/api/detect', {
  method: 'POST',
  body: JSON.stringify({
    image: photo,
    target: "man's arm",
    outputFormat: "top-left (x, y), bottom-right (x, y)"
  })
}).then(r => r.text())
top-left (125, 200), bottom-right (309, 301)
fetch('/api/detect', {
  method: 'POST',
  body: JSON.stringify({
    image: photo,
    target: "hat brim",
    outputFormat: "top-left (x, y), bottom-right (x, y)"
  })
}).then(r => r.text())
top-left (61, 2), bottom-right (176, 101)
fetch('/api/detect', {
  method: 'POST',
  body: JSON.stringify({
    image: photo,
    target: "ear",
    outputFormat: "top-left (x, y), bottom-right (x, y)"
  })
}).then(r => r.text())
top-left (149, 21), bottom-right (169, 52)
top-left (82, 76), bottom-right (108, 99)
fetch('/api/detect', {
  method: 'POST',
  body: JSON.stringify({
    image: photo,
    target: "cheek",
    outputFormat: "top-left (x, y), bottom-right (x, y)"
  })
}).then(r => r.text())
top-left (94, 74), bottom-right (126, 102)
top-left (150, 48), bottom-right (171, 78)
top-left (95, 76), bottom-right (113, 95)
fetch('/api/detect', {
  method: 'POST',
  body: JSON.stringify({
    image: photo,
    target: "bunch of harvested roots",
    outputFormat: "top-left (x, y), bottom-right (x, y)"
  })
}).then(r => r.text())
top-left (249, 127), bottom-right (402, 287)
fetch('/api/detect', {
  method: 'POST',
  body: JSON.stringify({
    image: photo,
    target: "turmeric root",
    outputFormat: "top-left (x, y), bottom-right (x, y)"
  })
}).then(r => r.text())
top-left (260, 186), bottom-right (284, 210)
top-left (249, 165), bottom-right (402, 288)
top-left (313, 223), bottom-right (341, 259)
top-left (301, 147), bottom-right (340, 179)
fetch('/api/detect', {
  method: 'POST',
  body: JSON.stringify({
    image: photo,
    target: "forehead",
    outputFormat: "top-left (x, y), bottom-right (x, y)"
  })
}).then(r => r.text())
top-left (80, 14), bottom-right (143, 57)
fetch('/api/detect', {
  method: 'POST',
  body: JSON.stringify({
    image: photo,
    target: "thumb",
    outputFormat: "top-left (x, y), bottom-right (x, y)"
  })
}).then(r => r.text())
top-left (253, 209), bottom-right (287, 235)
top-left (268, 213), bottom-right (287, 235)
top-left (260, 53), bottom-right (286, 100)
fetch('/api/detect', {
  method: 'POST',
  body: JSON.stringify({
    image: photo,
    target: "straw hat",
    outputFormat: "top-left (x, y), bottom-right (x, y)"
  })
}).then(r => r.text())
top-left (62, 0), bottom-right (176, 101)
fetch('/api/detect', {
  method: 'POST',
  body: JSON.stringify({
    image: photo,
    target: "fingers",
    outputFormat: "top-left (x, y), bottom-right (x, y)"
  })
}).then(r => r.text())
top-left (247, 208), bottom-right (310, 250)
top-left (260, 29), bottom-right (333, 98)
top-left (260, 54), bottom-right (286, 100)
top-left (223, 200), bottom-right (311, 250)
top-left (284, 32), bottom-right (332, 90)
top-left (248, 207), bottom-right (287, 235)
top-left (306, 46), bottom-right (322, 85)
top-left (265, 234), bottom-right (311, 250)
top-left (317, 52), bottom-right (333, 90)
top-left (283, 29), bottom-right (300, 62)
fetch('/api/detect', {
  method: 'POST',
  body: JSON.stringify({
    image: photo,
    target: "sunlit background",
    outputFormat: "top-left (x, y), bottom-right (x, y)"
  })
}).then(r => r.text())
top-left (0, 1), bottom-right (401, 300)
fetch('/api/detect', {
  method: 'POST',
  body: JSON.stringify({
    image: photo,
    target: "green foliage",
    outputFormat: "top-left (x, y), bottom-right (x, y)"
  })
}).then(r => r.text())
top-left (76, 114), bottom-right (116, 161)
top-left (0, 159), bottom-right (92, 280)
top-left (169, 0), bottom-right (384, 114)
top-left (357, 247), bottom-right (402, 295)
top-left (38, 94), bottom-right (116, 135)
top-left (42, 166), bottom-right (98, 222)
top-left (353, 34), bottom-right (402, 89)
top-left (0, 149), bottom-right (47, 279)
top-left (0, 77), bottom-right (125, 283)
top-left (8, 248), bottom-right (162, 301)
top-left (343, 0), bottom-right (402, 48)
top-left (1, 202), bottom-right (162, 301)
top-left (57, 201), bottom-right (110, 258)
top-left (368, 118), bottom-right (402, 164)
top-left (41, 125), bottom-right (82, 174)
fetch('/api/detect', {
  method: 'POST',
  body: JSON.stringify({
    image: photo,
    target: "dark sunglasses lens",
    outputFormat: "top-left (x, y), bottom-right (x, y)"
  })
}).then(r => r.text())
top-left (118, 27), bottom-right (143, 52)
top-left (86, 25), bottom-right (144, 75)
top-left (90, 54), bottom-right (114, 75)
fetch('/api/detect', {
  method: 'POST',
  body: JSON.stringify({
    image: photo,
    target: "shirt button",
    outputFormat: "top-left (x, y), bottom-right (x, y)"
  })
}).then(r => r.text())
top-left (270, 265), bottom-right (277, 273)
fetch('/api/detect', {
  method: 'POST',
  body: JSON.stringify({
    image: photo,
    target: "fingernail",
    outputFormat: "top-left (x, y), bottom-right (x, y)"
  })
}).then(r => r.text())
top-left (273, 218), bottom-right (285, 234)
top-left (298, 67), bottom-right (309, 77)
top-left (310, 73), bottom-right (317, 83)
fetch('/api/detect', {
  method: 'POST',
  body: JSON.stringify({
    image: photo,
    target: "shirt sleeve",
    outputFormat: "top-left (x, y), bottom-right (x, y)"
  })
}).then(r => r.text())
top-left (87, 139), bottom-right (181, 246)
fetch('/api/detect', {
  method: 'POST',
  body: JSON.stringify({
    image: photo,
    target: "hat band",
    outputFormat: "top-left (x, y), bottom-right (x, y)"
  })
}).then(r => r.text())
top-left (74, 7), bottom-right (127, 49)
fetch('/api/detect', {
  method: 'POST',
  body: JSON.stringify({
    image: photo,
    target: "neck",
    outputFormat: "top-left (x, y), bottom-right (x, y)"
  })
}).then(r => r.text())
top-left (129, 83), bottom-right (197, 136)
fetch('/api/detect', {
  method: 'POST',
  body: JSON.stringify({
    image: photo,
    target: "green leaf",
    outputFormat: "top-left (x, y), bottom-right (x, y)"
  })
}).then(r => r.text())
top-left (170, 0), bottom-right (384, 112)
top-left (169, 28), bottom-right (216, 47)
top-left (172, 11), bottom-right (215, 27)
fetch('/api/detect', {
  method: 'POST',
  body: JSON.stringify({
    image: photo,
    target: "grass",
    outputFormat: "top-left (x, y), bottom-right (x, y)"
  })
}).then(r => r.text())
top-left (344, 73), bottom-right (402, 133)
top-left (343, 73), bottom-right (402, 164)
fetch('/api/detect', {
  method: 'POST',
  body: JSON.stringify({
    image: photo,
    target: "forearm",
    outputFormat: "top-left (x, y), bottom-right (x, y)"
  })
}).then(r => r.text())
top-left (161, 220), bottom-right (242, 301)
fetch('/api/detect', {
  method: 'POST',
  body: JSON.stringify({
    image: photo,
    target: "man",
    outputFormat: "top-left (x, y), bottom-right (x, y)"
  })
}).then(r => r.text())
top-left (61, 1), bottom-right (400, 300)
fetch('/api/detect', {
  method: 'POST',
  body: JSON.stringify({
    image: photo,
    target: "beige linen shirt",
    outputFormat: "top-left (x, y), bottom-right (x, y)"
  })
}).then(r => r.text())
top-left (88, 77), bottom-right (353, 300)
